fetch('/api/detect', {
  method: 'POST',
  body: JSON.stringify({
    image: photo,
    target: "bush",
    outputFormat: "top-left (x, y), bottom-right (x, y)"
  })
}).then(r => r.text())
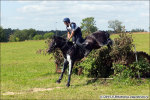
top-left (33, 35), bottom-right (43, 40)
top-left (9, 29), bottom-right (37, 42)
top-left (110, 33), bottom-right (133, 65)
top-left (9, 34), bottom-right (16, 42)
top-left (75, 50), bottom-right (97, 77)
top-left (76, 47), bottom-right (113, 78)
top-left (130, 58), bottom-right (150, 78)
top-left (43, 32), bottom-right (54, 39)
top-left (110, 33), bottom-right (150, 78)
top-left (131, 28), bottom-right (145, 32)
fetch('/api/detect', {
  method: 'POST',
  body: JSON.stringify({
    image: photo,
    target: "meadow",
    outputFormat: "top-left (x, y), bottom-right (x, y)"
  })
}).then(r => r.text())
top-left (1, 33), bottom-right (149, 99)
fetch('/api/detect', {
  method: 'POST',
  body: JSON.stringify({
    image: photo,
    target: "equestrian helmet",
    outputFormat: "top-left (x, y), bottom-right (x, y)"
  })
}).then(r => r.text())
top-left (63, 18), bottom-right (70, 23)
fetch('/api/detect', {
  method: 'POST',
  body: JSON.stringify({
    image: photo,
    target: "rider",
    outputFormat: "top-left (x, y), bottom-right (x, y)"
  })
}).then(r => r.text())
top-left (63, 17), bottom-right (89, 56)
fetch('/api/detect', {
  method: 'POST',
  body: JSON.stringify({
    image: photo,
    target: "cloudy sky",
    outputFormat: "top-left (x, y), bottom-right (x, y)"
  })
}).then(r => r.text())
top-left (1, 0), bottom-right (149, 31)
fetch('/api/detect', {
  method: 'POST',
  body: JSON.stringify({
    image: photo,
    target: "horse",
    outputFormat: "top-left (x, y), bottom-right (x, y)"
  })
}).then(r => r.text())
top-left (82, 31), bottom-right (113, 56)
top-left (47, 31), bottom-right (113, 87)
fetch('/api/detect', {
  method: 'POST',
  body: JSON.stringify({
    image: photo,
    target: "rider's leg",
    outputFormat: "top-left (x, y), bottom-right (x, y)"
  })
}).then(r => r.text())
top-left (76, 38), bottom-right (91, 57)
top-left (75, 38), bottom-right (83, 47)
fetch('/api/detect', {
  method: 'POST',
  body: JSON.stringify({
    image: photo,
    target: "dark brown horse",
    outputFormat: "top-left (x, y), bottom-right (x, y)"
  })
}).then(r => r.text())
top-left (47, 31), bottom-right (112, 87)
top-left (82, 31), bottom-right (113, 56)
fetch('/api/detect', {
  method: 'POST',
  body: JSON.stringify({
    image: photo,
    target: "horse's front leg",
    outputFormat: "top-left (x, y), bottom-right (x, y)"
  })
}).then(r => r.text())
top-left (56, 59), bottom-right (68, 83)
top-left (66, 55), bottom-right (74, 87)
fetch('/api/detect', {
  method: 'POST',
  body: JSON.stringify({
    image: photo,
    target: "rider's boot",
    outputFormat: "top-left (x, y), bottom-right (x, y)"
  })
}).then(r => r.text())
top-left (75, 42), bottom-right (91, 57)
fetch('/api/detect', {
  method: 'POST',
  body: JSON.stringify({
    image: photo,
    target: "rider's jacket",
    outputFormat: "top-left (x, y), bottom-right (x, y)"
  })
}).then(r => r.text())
top-left (66, 22), bottom-right (82, 42)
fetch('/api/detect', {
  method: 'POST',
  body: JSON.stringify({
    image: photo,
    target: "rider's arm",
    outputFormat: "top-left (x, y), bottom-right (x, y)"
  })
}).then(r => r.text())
top-left (68, 23), bottom-right (76, 40)
top-left (67, 32), bottom-right (70, 39)
top-left (69, 31), bottom-right (75, 40)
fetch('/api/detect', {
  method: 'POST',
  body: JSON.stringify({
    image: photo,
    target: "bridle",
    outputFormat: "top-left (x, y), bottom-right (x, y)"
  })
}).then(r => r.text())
top-left (51, 37), bottom-right (85, 55)
top-left (53, 37), bottom-right (73, 50)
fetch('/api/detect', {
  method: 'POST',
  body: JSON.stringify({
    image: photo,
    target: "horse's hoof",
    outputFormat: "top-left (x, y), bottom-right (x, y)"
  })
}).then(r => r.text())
top-left (66, 83), bottom-right (70, 87)
top-left (56, 80), bottom-right (61, 84)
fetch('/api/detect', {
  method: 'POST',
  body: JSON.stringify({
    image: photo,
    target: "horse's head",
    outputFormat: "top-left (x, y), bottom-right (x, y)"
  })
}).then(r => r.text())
top-left (47, 36), bottom-right (59, 53)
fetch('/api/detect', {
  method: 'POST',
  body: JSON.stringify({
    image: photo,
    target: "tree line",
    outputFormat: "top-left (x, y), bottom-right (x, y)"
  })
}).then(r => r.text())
top-left (0, 27), bottom-right (67, 42)
top-left (0, 17), bottom-right (147, 42)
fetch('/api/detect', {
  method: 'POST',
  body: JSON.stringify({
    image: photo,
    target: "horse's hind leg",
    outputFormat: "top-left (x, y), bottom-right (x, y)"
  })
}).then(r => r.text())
top-left (56, 59), bottom-right (68, 83)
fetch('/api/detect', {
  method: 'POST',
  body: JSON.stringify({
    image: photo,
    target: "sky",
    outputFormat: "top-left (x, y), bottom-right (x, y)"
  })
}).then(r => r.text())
top-left (1, 0), bottom-right (149, 31)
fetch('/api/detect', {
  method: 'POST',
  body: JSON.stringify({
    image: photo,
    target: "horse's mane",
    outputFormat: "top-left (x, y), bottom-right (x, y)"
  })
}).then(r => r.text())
top-left (53, 36), bottom-right (66, 41)
top-left (53, 36), bottom-right (73, 45)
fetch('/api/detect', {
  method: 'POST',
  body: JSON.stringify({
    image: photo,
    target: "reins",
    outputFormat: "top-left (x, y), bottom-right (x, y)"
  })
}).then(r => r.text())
top-left (58, 38), bottom-right (85, 55)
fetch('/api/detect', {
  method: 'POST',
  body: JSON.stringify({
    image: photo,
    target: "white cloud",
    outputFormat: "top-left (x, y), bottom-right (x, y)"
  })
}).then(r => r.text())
top-left (2, 1), bottom-right (149, 31)
top-left (13, 16), bottom-right (25, 20)
top-left (17, 0), bottom-right (38, 4)
top-left (140, 12), bottom-right (149, 17)
top-left (18, 4), bottom-right (58, 13)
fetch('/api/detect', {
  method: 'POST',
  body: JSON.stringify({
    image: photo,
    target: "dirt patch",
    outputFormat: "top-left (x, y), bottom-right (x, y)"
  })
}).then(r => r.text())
top-left (2, 87), bottom-right (63, 95)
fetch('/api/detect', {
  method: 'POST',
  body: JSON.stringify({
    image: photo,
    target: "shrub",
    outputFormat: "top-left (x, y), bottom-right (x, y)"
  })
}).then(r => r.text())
top-left (8, 29), bottom-right (37, 42)
top-left (9, 34), bottom-right (16, 42)
top-left (43, 32), bottom-right (54, 39)
top-left (110, 33), bottom-right (150, 78)
top-left (77, 47), bottom-right (113, 78)
top-left (110, 33), bottom-right (133, 65)
top-left (33, 35), bottom-right (43, 40)
top-left (130, 58), bottom-right (150, 78)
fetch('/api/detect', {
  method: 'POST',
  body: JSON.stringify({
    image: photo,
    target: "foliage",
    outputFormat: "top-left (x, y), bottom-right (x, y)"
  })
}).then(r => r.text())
top-left (0, 27), bottom-right (67, 42)
top-left (108, 20), bottom-right (123, 33)
top-left (33, 34), bottom-right (43, 40)
top-left (0, 26), bottom-right (7, 42)
top-left (9, 34), bottom-right (18, 42)
top-left (0, 27), bottom-right (17, 42)
top-left (110, 33), bottom-right (133, 65)
top-left (75, 50), bottom-right (97, 77)
top-left (130, 58), bottom-right (150, 78)
top-left (76, 47), bottom-right (113, 78)
top-left (131, 28), bottom-right (145, 32)
top-left (9, 28), bottom-right (37, 42)
top-left (110, 33), bottom-right (150, 78)
top-left (43, 32), bottom-right (54, 39)
top-left (80, 17), bottom-right (98, 37)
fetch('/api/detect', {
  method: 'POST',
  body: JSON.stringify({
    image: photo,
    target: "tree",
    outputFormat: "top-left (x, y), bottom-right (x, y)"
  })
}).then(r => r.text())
top-left (0, 26), bottom-right (6, 42)
top-left (8, 29), bottom-right (38, 42)
top-left (43, 32), bottom-right (54, 39)
top-left (3, 28), bottom-right (15, 42)
top-left (108, 20), bottom-right (123, 33)
top-left (80, 17), bottom-right (98, 37)
top-left (131, 28), bottom-right (145, 32)
top-left (33, 35), bottom-right (43, 40)
top-left (28, 28), bottom-right (37, 39)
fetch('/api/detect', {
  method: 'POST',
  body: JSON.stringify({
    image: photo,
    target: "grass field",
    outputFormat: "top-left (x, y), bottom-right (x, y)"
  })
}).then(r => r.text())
top-left (1, 33), bottom-right (149, 99)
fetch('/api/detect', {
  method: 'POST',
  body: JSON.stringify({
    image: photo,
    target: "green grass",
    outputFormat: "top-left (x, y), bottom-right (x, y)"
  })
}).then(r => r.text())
top-left (1, 33), bottom-right (149, 99)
